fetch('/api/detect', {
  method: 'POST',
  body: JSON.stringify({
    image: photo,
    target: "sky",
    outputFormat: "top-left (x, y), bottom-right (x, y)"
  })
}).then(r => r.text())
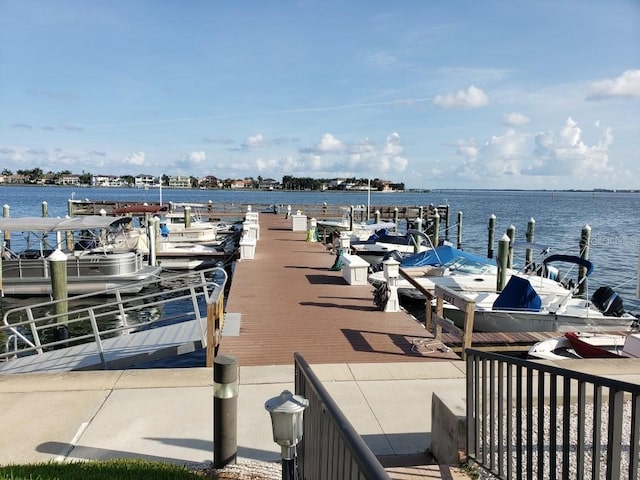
top-left (1, 1), bottom-right (639, 190)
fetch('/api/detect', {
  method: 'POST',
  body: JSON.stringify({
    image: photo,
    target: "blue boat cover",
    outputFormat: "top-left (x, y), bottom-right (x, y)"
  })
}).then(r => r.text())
top-left (400, 244), bottom-right (496, 268)
top-left (492, 276), bottom-right (542, 312)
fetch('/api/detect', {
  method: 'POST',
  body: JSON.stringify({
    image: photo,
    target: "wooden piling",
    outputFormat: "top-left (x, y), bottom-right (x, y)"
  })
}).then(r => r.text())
top-left (497, 234), bottom-right (510, 291)
top-left (3, 204), bottom-right (10, 249)
top-left (443, 206), bottom-right (450, 239)
top-left (48, 249), bottom-right (68, 324)
top-left (42, 202), bottom-right (49, 249)
top-left (184, 206), bottom-right (192, 228)
top-left (456, 211), bottom-right (463, 249)
top-left (349, 205), bottom-right (354, 232)
top-left (525, 218), bottom-right (535, 269)
top-left (506, 225), bottom-right (515, 269)
top-left (487, 214), bottom-right (496, 259)
top-left (148, 216), bottom-right (158, 266)
top-left (577, 224), bottom-right (591, 296)
top-left (431, 211), bottom-right (440, 248)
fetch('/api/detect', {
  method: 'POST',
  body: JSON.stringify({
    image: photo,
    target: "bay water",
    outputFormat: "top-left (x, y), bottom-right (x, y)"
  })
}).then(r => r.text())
top-left (0, 185), bottom-right (638, 366)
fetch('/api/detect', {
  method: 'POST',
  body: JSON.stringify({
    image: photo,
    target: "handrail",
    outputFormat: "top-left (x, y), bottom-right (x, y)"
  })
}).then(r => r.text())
top-left (398, 268), bottom-right (477, 358)
top-left (0, 267), bottom-right (227, 366)
top-left (294, 352), bottom-right (391, 480)
top-left (466, 349), bottom-right (640, 480)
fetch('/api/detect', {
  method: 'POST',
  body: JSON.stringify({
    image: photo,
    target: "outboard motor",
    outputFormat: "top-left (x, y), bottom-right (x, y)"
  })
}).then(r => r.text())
top-left (370, 250), bottom-right (404, 273)
top-left (591, 286), bottom-right (625, 317)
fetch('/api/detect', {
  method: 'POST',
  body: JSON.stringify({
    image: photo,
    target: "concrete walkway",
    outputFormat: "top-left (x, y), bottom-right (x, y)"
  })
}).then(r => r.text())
top-left (0, 362), bottom-right (467, 471)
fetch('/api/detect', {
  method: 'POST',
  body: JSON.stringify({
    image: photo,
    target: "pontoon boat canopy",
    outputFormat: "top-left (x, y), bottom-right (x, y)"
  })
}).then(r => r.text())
top-left (0, 216), bottom-right (131, 233)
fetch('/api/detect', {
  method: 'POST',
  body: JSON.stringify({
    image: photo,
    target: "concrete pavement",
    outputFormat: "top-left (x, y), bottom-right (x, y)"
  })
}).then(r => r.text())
top-left (0, 361), bottom-right (468, 467)
top-left (2, 357), bottom-right (639, 476)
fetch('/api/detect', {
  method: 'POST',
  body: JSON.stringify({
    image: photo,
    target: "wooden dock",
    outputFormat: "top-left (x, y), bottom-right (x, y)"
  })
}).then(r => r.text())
top-left (218, 212), bottom-right (458, 365)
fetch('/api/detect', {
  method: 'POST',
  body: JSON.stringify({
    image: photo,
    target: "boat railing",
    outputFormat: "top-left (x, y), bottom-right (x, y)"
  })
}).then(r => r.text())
top-left (466, 348), bottom-right (640, 480)
top-left (0, 267), bottom-right (227, 367)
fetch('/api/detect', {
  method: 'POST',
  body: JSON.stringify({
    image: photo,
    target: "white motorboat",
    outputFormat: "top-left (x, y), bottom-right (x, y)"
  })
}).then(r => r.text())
top-left (129, 233), bottom-right (227, 270)
top-left (370, 251), bottom-right (638, 333)
top-left (316, 206), bottom-right (396, 242)
top-left (350, 229), bottom-right (434, 264)
top-left (0, 216), bottom-right (162, 295)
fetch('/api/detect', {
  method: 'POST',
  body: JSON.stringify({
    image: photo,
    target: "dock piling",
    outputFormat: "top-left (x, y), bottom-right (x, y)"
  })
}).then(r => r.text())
top-left (525, 218), bottom-right (535, 269)
top-left (578, 225), bottom-right (591, 296)
top-left (506, 225), bottom-right (515, 269)
top-left (487, 214), bottom-right (496, 259)
top-left (497, 234), bottom-right (510, 291)
top-left (48, 249), bottom-right (69, 328)
top-left (431, 210), bottom-right (440, 247)
top-left (2, 204), bottom-right (9, 249)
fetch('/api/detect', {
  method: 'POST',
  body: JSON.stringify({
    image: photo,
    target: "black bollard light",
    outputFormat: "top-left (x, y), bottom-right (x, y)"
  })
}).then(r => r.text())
top-left (213, 355), bottom-right (238, 468)
top-left (265, 390), bottom-right (308, 480)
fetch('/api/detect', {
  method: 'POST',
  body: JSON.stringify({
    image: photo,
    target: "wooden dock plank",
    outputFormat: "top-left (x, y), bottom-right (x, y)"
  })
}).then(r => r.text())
top-left (218, 213), bottom-right (457, 366)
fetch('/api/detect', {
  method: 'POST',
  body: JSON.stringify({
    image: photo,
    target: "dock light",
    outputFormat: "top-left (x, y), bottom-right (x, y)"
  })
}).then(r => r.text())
top-left (339, 232), bottom-right (351, 254)
top-left (265, 390), bottom-right (308, 480)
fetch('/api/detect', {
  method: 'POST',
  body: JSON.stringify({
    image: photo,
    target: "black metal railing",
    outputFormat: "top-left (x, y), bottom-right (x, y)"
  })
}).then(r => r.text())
top-left (466, 349), bottom-right (640, 480)
top-left (294, 352), bottom-right (391, 480)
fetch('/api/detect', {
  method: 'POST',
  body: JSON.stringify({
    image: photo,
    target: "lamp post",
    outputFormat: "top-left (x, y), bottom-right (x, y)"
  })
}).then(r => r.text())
top-left (265, 390), bottom-right (309, 480)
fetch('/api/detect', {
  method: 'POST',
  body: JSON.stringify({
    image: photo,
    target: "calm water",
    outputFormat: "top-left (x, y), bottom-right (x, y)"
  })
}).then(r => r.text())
top-left (1, 185), bottom-right (639, 326)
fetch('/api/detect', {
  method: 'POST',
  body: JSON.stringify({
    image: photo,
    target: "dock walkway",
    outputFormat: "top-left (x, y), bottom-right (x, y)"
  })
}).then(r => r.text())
top-left (219, 212), bottom-right (456, 365)
top-left (220, 212), bottom-right (467, 478)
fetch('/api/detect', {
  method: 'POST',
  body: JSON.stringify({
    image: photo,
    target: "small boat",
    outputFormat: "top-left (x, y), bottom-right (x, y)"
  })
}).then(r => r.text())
top-left (529, 331), bottom-right (640, 360)
top-left (128, 233), bottom-right (229, 270)
top-left (350, 229), bottom-right (434, 264)
top-left (316, 206), bottom-right (396, 242)
top-left (370, 251), bottom-right (638, 333)
top-left (368, 244), bottom-right (499, 299)
top-left (158, 212), bottom-right (222, 244)
top-left (0, 216), bottom-right (162, 295)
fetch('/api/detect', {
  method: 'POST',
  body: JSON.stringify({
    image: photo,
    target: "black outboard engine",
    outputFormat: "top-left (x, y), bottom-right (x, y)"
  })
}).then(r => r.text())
top-left (591, 286), bottom-right (625, 317)
top-left (370, 250), bottom-right (404, 273)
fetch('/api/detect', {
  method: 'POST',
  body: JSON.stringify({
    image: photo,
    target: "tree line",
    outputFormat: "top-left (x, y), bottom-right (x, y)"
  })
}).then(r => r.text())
top-left (1, 169), bottom-right (404, 191)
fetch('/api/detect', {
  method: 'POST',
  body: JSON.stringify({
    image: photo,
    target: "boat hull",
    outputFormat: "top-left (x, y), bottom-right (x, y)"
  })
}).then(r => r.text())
top-left (443, 306), bottom-right (638, 333)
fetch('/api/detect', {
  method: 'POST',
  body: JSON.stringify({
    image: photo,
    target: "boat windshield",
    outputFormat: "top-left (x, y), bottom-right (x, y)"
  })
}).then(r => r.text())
top-left (444, 257), bottom-right (497, 275)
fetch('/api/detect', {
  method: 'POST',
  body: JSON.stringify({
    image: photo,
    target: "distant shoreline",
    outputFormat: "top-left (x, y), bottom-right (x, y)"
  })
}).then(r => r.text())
top-left (0, 184), bottom-right (638, 194)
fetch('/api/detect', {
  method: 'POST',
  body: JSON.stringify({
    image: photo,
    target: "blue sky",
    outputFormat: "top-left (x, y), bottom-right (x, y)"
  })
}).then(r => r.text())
top-left (1, 0), bottom-right (639, 190)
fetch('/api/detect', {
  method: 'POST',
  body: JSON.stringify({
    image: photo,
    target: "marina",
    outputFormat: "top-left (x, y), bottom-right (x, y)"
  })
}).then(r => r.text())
top-left (0, 187), bottom-right (639, 367)
top-left (0, 188), bottom-right (638, 479)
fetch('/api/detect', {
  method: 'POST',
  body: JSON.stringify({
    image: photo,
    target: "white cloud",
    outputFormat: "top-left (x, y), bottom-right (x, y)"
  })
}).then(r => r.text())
top-left (587, 69), bottom-right (640, 100)
top-left (318, 133), bottom-right (344, 153)
top-left (456, 130), bottom-right (527, 178)
top-left (452, 118), bottom-right (615, 183)
top-left (187, 151), bottom-right (206, 164)
top-left (125, 152), bottom-right (145, 166)
top-left (246, 133), bottom-right (267, 148)
top-left (433, 85), bottom-right (490, 109)
top-left (256, 156), bottom-right (298, 172)
top-left (456, 139), bottom-right (479, 160)
top-left (503, 112), bottom-right (531, 126)
top-left (525, 117), bottom-right (613, 176)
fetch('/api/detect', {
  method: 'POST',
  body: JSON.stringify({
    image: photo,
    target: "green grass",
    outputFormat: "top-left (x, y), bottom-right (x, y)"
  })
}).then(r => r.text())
top-left (0, 459), bottom-right (205, 480)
